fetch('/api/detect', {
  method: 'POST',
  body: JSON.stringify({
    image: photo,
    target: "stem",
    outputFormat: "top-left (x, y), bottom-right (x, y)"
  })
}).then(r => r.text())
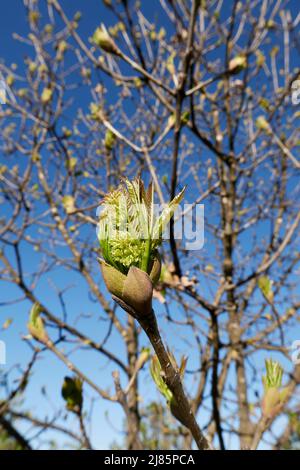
top-left (250, 416), bottom-right (269, 450)
top-left (78, 412), bottom-right (93, 450)
top-left (139, 312), bottom-right (212, 450)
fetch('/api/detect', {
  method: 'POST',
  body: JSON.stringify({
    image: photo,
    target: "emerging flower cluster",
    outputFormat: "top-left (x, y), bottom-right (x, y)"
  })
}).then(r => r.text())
top-left (261, 359), bottom-right (290, 419)
top-left (98, 178), bottom-right (185, 275)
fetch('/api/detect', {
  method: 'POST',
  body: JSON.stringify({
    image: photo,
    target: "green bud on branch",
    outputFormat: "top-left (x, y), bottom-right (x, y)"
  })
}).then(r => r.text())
top-left (62, 376), bottom-right (83, 414)
top-left (27, 302), bottom-right (48, 343)
top-left (150, 352), bottom-right (189, 427)
top-left (92, 25), bottom-right (120, 55)
top-left (97, 177), bottom-right (185, 316)
top-left (261, 359), bottom-right (290, 419)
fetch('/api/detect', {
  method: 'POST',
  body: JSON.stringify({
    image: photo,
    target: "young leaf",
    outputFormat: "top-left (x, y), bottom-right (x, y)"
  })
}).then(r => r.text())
top-left (151, 186), bottom-right (186, 247)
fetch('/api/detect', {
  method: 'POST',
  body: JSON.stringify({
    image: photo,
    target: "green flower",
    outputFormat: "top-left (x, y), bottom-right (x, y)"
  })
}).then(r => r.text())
top-left (97, 178), bottom-right (185, 315)
top-left (228, 55), bottom-right (247, 74)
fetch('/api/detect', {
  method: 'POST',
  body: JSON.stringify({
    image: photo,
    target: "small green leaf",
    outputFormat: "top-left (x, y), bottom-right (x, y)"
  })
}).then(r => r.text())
top-left (27, 302), bottom-right (48, 343)
top-left (41, 87), bottom-right (53, 104)
top-left (104, 129), bottom-right (116, 150)
top-left (258, 275), bottom-right (274, 302)
top-left (62, 376), bottom-right (83, 413)
top-left (92, 25), bottom-right (119, 55)
top-left (67, 157), bottom-right (77, 172)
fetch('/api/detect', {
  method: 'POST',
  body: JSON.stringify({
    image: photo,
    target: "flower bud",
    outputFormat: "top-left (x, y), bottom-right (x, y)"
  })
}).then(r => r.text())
top-left (263, 388), bottom-right (280, 417)
top-left (123, 266), bottom-right (153, 315)
top-left (150, 354), bottom-right (173, 403)
top-left (263, 358), bottom-right (283, 389)
top-left (261, 359), bottom-right (290, 419)
top-left (97, 178), bottom-right (185, 316)
top-left (62, 376), bottom-right (83, 414)
top-left (92, 26), bottom-right (120, 55)
top-left (256, 115), bottom-right (271, 133)
top-left (150, 352), bottom-right (188, 426)
top-left (27, 302), bottom-right (48, 343)
top-left (41, 87), bottom-right (53, 104)
top-left (169, 396), bottom-right (190, 428)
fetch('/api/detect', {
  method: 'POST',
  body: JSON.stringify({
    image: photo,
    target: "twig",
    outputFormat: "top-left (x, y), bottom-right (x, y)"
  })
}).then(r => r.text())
top-left (112, 295), bottom-right (213, 450)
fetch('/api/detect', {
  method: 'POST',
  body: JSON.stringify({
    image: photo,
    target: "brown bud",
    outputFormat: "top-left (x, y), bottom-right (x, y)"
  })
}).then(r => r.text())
top-left (123, 266), bottom-right (153, 315)
top-left (98, 257), bottom-right (161, 317)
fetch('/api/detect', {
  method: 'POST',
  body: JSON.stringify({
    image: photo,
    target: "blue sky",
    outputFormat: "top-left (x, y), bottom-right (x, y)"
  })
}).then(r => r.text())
top-left (0, 0), bottom-right (299, 450)
top-left (0, 0), bottom-right (132, 449)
